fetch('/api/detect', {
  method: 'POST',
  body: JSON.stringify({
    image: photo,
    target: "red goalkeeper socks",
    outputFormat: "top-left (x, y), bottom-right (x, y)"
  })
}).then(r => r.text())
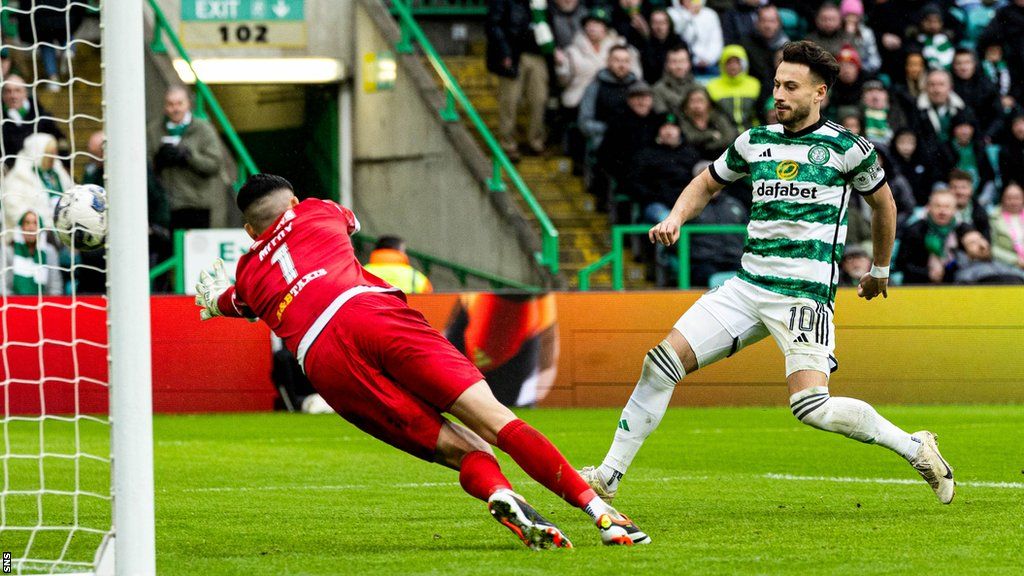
top-left (459, 451), bottom-right (513, 501)
top-left (496, 419), bottom-right (595, 509)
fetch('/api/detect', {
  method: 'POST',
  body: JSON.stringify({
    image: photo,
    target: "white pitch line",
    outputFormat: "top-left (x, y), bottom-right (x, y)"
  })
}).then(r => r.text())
top-left (172, 481), bottom-right (458, 494)
top-left (764, 473), bottom-right (1024, 490)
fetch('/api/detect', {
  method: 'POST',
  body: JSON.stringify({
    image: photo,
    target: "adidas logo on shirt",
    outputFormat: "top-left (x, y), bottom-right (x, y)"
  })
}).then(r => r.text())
top-left (758, 149), bottom-right (772, 158)
top-left (792, 333), bottom-right (810, 343)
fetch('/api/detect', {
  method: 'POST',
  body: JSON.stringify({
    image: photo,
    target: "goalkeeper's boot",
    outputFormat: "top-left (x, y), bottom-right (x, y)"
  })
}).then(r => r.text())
top-left (909, 430), bottom-right (955, 504)
top-left (596, 512), bottom-right (650, 546)
top-left (579, 465), bottom-right (617, 502)
top-left (487, 490), bottom-right (572, 550)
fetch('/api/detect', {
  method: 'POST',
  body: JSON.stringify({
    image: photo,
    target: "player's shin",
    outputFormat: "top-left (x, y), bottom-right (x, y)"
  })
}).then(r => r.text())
top-left (459, 451), bottom-right (513, 501)
top-left (598, 340), bottom-right (684, 490)
top-left (789, 385), bottom-right (921, 460)
top-left (495, 419), bottom-right (594, 509)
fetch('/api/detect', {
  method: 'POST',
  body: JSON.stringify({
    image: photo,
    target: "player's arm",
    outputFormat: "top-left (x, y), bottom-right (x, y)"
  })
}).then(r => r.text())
top-left (650, 131), bottom-right (748, 246)
top-left (194, 259), bottom-right (257, 321)
top-left (649, 169), bottom-right (725, 246)
top-left (855, 153), bottom-right (896, 301)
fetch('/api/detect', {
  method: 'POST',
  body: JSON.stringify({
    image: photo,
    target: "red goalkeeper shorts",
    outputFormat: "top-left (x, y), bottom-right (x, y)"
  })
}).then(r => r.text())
top-left (302, 292), bottom-right (483, 462)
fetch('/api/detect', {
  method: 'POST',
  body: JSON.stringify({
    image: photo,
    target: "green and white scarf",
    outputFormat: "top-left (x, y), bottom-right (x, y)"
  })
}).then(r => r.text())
top-left (531, 0), bottom-right (554, 55)
top-left (924, 217), bottom-right (956, 258)
top-left (11, 232), bottom-right (49, 295)
top-left (36, 167), bottom-right (64, 200)
top-left (163, 112), bottom-right (192, 145)
top-left (863, 107), bottom-right (891, 143)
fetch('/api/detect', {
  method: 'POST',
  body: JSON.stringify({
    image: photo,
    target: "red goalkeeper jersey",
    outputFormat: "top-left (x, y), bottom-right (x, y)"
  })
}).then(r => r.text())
top-left (217, 198), bottom-right (401, 363)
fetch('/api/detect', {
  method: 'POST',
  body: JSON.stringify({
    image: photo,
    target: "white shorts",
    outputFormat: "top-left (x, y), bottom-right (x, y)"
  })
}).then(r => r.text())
top-left (673, 277), bottom-right (838, 377)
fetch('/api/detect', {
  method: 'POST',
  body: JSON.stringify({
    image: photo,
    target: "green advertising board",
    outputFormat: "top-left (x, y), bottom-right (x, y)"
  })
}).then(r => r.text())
top-left (181, 0), bottom-right (306, 48)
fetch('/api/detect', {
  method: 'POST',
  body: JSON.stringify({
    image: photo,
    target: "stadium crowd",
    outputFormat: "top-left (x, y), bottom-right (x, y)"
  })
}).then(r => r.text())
top-left (488, 0), bottom-right (1024, 286)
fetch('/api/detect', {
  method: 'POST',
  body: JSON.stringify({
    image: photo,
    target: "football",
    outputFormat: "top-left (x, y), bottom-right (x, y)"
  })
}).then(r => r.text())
top-left (53, 184), bottom-right (107, 251)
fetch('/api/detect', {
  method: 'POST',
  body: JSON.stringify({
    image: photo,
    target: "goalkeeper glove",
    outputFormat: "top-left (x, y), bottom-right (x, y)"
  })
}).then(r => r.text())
top-left (195, 258), bottom-right (231, 321)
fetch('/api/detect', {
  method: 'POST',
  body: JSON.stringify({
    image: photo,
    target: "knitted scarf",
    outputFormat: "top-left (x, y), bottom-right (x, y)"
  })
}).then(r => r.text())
top-left (924, 217), bottom-right (955, 258)
top-left (863, 107), bottom-right (891, 143)
top-left (11, 234), bottom-right (49, 295)
top-left (531, 0), bottom-right (554, 55)
top-left (36, 167), bottom-right (64, 199)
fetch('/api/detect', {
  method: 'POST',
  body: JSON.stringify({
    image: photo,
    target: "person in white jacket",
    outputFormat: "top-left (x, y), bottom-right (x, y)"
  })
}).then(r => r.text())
top-left (667, 0), bottom-right (723, 74)
top-left (1, 132), bottom-right (74, 232)
top-left (555, 9), bottom-right (641, 109)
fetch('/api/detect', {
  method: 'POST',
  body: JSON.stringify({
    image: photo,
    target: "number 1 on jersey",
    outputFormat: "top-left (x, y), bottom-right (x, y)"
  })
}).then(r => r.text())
top-left (271, 243), bottom-right (298, 283)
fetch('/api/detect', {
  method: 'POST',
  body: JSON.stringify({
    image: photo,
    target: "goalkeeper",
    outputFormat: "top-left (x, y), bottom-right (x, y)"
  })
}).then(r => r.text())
top-left (195, 174), bottom-right (648, 549)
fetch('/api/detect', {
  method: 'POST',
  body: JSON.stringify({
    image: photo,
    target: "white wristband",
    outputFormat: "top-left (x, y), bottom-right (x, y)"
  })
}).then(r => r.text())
top-left (869, 264), bottom-right (889, 278)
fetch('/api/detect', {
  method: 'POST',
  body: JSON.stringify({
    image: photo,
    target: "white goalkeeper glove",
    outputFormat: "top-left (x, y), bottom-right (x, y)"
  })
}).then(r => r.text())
top-left (195, 258), bottom-right (231, 321)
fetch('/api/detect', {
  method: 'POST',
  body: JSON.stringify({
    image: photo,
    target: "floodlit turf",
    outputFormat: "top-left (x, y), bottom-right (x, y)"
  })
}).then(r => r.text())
top-left (5, 405), bottom-right (1024, 574)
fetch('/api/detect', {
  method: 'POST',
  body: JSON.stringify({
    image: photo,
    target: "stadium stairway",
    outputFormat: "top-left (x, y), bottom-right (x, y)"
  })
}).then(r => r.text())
top-left (441, 54), bottom-right (652, 289)
top-left (35, 43), bottom-right (104, 183)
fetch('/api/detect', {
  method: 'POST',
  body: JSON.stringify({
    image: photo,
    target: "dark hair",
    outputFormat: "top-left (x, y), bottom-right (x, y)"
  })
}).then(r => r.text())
top-left (953, 48), bottom-right (975, 59)
top-left (781, 40), bottom-right (839, 89)
top-left (666, 44), bottom-right (690, 57)
top-left (947, 168), bottom-right (973, 183)
top-left (236, 173), bottom-right (294, 213)
top-left (374, 235), bottom-right (405, 251)
top-left (608, 44), bottom-right (631, 58)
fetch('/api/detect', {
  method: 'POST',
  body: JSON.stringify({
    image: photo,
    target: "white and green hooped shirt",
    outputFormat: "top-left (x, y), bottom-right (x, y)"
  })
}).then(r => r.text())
top-left (710, 118), bottom-right (886, 305)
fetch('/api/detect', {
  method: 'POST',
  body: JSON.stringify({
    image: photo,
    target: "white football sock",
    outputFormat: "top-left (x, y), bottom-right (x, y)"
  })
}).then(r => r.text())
top-left (790, 386), bottom-right (922, 460)
top-left (582, 495), bottom-right (617, 520)
top-left (598, 340), bottom-right (683, 490)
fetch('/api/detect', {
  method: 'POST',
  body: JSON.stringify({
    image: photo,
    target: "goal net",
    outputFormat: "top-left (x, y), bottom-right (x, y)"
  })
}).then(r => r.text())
top-left (1, 1), bottom-right (153, 574)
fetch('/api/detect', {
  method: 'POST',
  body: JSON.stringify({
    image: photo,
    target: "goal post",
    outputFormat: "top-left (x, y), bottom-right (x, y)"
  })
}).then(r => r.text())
top-left (103, 0), bottom-right (156, 573)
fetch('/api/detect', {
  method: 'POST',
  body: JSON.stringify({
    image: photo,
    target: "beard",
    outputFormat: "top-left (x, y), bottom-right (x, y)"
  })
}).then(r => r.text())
top-left (777, 101), bottom-right (812, 129)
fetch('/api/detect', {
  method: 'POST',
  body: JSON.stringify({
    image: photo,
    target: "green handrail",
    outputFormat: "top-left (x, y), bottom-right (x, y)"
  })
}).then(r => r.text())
top-left (577, 224), bottom-right (748, 291)
top-left (352, 234), bottom-right (541, 292)
top-left (145, 0), bottom-right (258, 191)
top-left (148, 230), bottom-right (541, 293)
top-left (389, 0), bottom-right (560, 276)
top-left (389, 1), bottom-right (487, 16)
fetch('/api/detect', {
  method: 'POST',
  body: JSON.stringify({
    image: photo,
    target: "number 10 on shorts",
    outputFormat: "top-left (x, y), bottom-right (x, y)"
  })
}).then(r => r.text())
top-left (788, 305), bottom-right (816, 333)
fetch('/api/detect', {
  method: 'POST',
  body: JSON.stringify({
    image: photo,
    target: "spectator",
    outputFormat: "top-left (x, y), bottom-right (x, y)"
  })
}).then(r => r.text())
top-left (706, 44), bottom-right (761, 131)
top-left (625, 120), bottom-right (700, 225)
top-left (838, 244), bottom-right (872, 285)
top-left (951, 48), bottom-right (1001, 139)
top-left (864, 0), bottom-right (922, 81)
top-left (915, 4), bottom-right (955, 71)
top-left (875, 144), bottom-right (918, 224)
top-left (556, 9), bottom-right (635, 114)
top-left (486, 0), bottom-right (552, 160)
top-left (637, 9), bottom-right (685, 85)
top-left (805, 3), bottom-right (851, 58)
top-left (678, 86), bottom-right (738, 160)
top-left (1, 133), bottom-right (73, 231)
top-left (2, 210), bottom-right (61, 296)
top-left (1, 74), bottom-right (65, 166)
top-left (721, 0), bottom-right (762, 45)
top-left (947, 111), bottom-right (996, 204)
top-left (741, 4), bottom-right (789, 100)
top-left (916, 69), bottom-right (966, 160)
top-left (979, 0), bottom-right (1024, 103)
top-left (652, 45), bottom-right (700, 115)
top-left (597, 81), bottom-right (663, 197)
top-left (892, 128), bottom-right (945, 206)
top-left (861, 79), bottom-right (907, 145)
top-left (839, 0), bottom-right (881, 75)
top-left (948, 168), bottom-right (992, 240)
top-left (146, 86), bottom-right (224, 233)
top-left (609, 0), bottom-right (650, 45)
top-left (979, 39), bottom-right (1013, 106)
top-left (838, 109), bottom-right (862, 135)
top-left (667, 0), bottom-right (724, 74)
top-left (891, 51), bottom-right (928, 124)
top-left (577, 45), bottom-right (641, 154)
top-left (19, 0), bottom-right (85, 90)
top-left (999, 112), bottom-right (1024, 189)
top-left (990, 181), bottom-right (1024, 270)
top-left (363, 236), bottom-right (433, 294)
top-left (897, 188), bottom-right (989, 283)
top-left (82, 130), bottom-right (104, 186)
top-left (827, 44), bottom-right (866, 115)
top-left (549, 0), bottom-right (587, 50)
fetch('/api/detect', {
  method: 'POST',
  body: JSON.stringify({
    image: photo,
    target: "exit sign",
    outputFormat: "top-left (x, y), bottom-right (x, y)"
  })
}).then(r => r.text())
top-left (182, 0), bottom-right (305, 21)
top-left (181, 0), bottom-right (306, 48)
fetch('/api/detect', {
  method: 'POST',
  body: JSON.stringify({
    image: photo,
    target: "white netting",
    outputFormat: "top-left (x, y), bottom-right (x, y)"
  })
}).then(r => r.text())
top-left (0, 1), bottom-right (110, 574)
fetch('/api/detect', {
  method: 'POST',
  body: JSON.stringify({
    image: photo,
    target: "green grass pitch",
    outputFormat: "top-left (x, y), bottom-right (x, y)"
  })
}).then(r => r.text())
top-left (4, 405), bottom-right (1023, 574)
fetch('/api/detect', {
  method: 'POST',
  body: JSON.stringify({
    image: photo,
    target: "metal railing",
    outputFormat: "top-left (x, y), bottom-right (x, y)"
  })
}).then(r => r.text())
top-left (389, 0), bottom-right (487, 15)
top-left (148, 230), bottom-right (540, 293)
top-left (146, 0), bottom-right (258, 190)
top-left (578, 224), bottom-right (748, 291)
top-left (389, 0), bottom-right (560, 276)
